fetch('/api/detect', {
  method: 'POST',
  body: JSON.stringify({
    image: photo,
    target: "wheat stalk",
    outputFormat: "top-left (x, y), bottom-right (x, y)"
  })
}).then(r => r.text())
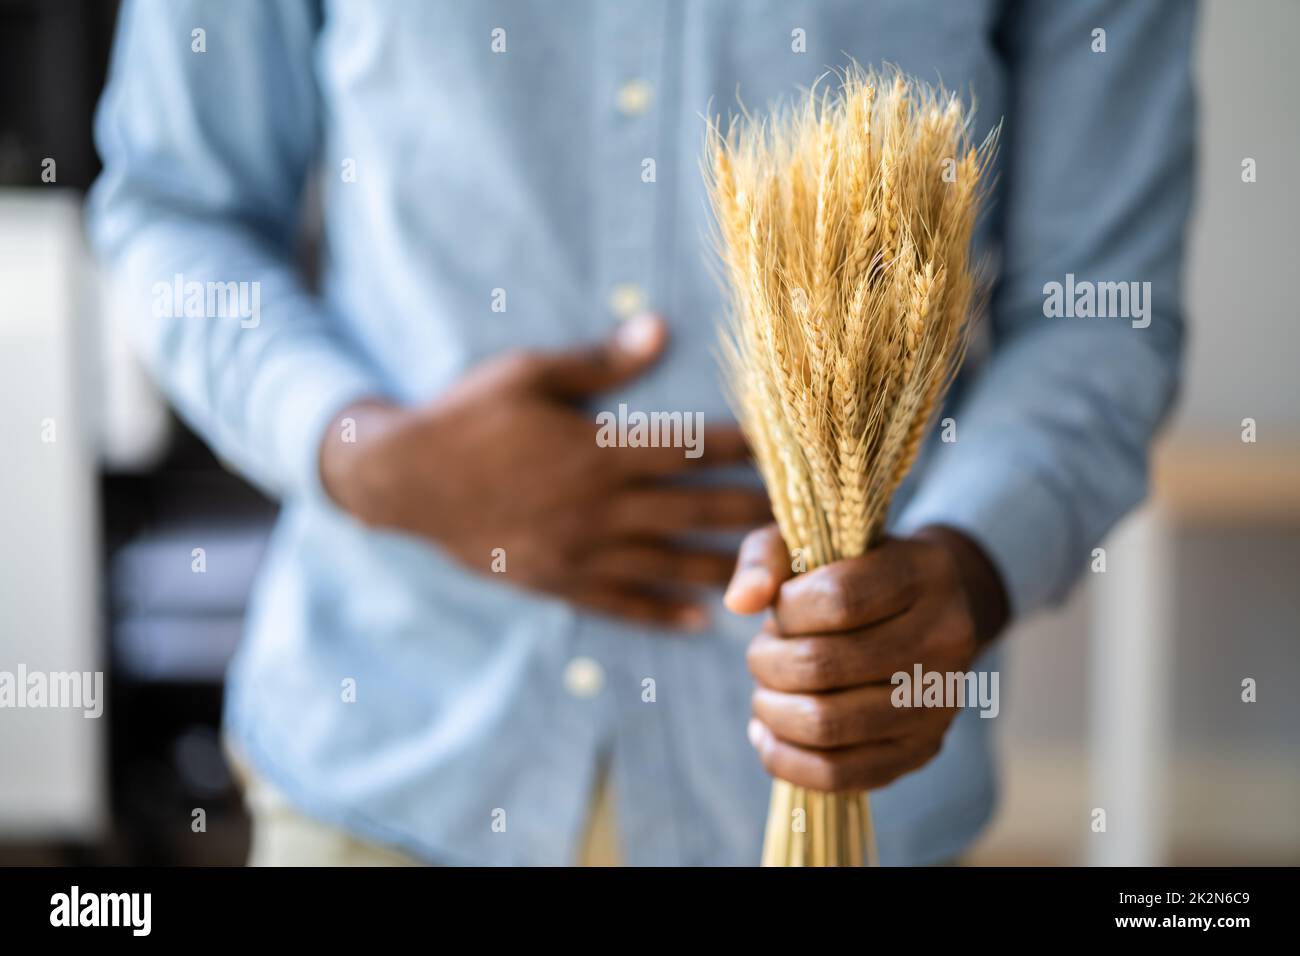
top-left (705, 64), bottom-right (997, 867)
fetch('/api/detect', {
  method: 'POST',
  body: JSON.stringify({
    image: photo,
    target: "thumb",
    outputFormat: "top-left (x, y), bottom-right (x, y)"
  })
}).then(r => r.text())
top-left (527, 313), bottom-right (667, 399)
top-left (724, 523), bottom-right (793, 615)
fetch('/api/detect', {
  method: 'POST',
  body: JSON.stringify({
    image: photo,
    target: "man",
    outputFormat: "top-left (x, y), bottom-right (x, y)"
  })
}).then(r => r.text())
top-left (89, 0), bottom-right (1194, 865)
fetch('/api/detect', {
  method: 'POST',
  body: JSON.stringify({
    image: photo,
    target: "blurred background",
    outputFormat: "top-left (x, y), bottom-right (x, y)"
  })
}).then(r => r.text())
top-left (0, 0), bottom-right (1295, 866)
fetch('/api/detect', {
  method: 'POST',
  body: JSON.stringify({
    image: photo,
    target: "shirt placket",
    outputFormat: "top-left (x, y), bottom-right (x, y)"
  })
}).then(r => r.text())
top-left (592, 3), bottom-right (667, 331)
top-left (586, 1), bottom-right (692, 866)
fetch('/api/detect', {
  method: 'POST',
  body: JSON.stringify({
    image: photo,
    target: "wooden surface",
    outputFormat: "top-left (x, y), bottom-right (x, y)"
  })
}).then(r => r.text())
top-left (1153, 438), bottom-right (1300, 524)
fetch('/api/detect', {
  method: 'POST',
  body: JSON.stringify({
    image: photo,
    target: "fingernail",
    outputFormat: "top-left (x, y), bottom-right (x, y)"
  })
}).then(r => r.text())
top-left (676, 605), bottom-right (708, 631)
top-left (724, 566), bottom-right (772, 607)
top-left (615, 312), bottom-right (661, 357)
top-left (747, 718), bottom-right (766, 750)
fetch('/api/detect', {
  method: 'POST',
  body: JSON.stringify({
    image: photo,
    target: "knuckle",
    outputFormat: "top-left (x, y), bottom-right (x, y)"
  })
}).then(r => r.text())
top-left (892, 556), bottom-right (924, 606)
top-left (929, 605), bottom-right (977, 662)
top-left (813, 573), bottom-right (857, 629)
top-left (790, 640), bottom-right (836, 689)
top-left (951, 613), bottom-right (978, 658)
top-left (801, 699), bottom-right (844, 746)
top-left (931, 546), bottom-right (961, 590)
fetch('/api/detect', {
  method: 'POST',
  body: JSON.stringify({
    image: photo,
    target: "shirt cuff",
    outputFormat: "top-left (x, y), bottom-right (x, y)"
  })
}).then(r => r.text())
top-left (893, 444), bottom-right (1077, 620)
top-left (246, 337), bottom-right (389, 506)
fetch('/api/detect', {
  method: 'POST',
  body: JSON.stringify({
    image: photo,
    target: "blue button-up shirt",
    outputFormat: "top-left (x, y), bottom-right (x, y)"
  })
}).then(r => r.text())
top-left (89, 0), bottom-right (1194, 865)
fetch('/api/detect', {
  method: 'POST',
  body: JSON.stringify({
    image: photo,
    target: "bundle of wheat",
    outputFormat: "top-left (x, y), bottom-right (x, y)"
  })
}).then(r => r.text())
top-left (705, 65), bottom-right (997, 867)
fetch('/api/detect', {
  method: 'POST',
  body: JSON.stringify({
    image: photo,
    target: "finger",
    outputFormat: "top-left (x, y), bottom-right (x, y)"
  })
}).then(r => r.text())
top-left (510, 313), bottom-right (668, 399)
top-left (558, 581), bottom-right (708, 631)
top-left (751, 684), bottom-right (939, 749)
top-left (772, 538), bottom-right (928, 635)
top-left (580, 543), bottom-right (738, 588)
top-left (748, 718), bottom-right (938, 793)
top-left (605, 487), bottom-right (772, 536)
top-left (724, 524), bottom-right (793, 615)
top-left (615, 425), bottom-right (753, 476)
top-left (693, 425), bottom-right (752, 466)
top-left (745, 615), bottom-right (925, 692)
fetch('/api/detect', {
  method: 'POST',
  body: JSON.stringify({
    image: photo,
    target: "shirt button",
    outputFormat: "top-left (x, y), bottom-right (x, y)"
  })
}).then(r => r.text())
top-left (564, 657), bottom-right (606, 699)
top-left (608, 283), bottom-right (647, 320)
top-left (616, 79), bottom-right (653, 116)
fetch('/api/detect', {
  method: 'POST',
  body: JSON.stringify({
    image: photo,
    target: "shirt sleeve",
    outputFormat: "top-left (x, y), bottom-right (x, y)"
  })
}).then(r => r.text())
top-left (895, 0), bottom-right (1197, 617)
top-left (87, 0), bottom-right (387, 501)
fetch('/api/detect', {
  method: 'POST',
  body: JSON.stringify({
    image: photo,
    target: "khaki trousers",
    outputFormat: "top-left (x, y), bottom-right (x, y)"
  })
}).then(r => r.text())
top-left (230, 746), bottom-right (622, 866)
